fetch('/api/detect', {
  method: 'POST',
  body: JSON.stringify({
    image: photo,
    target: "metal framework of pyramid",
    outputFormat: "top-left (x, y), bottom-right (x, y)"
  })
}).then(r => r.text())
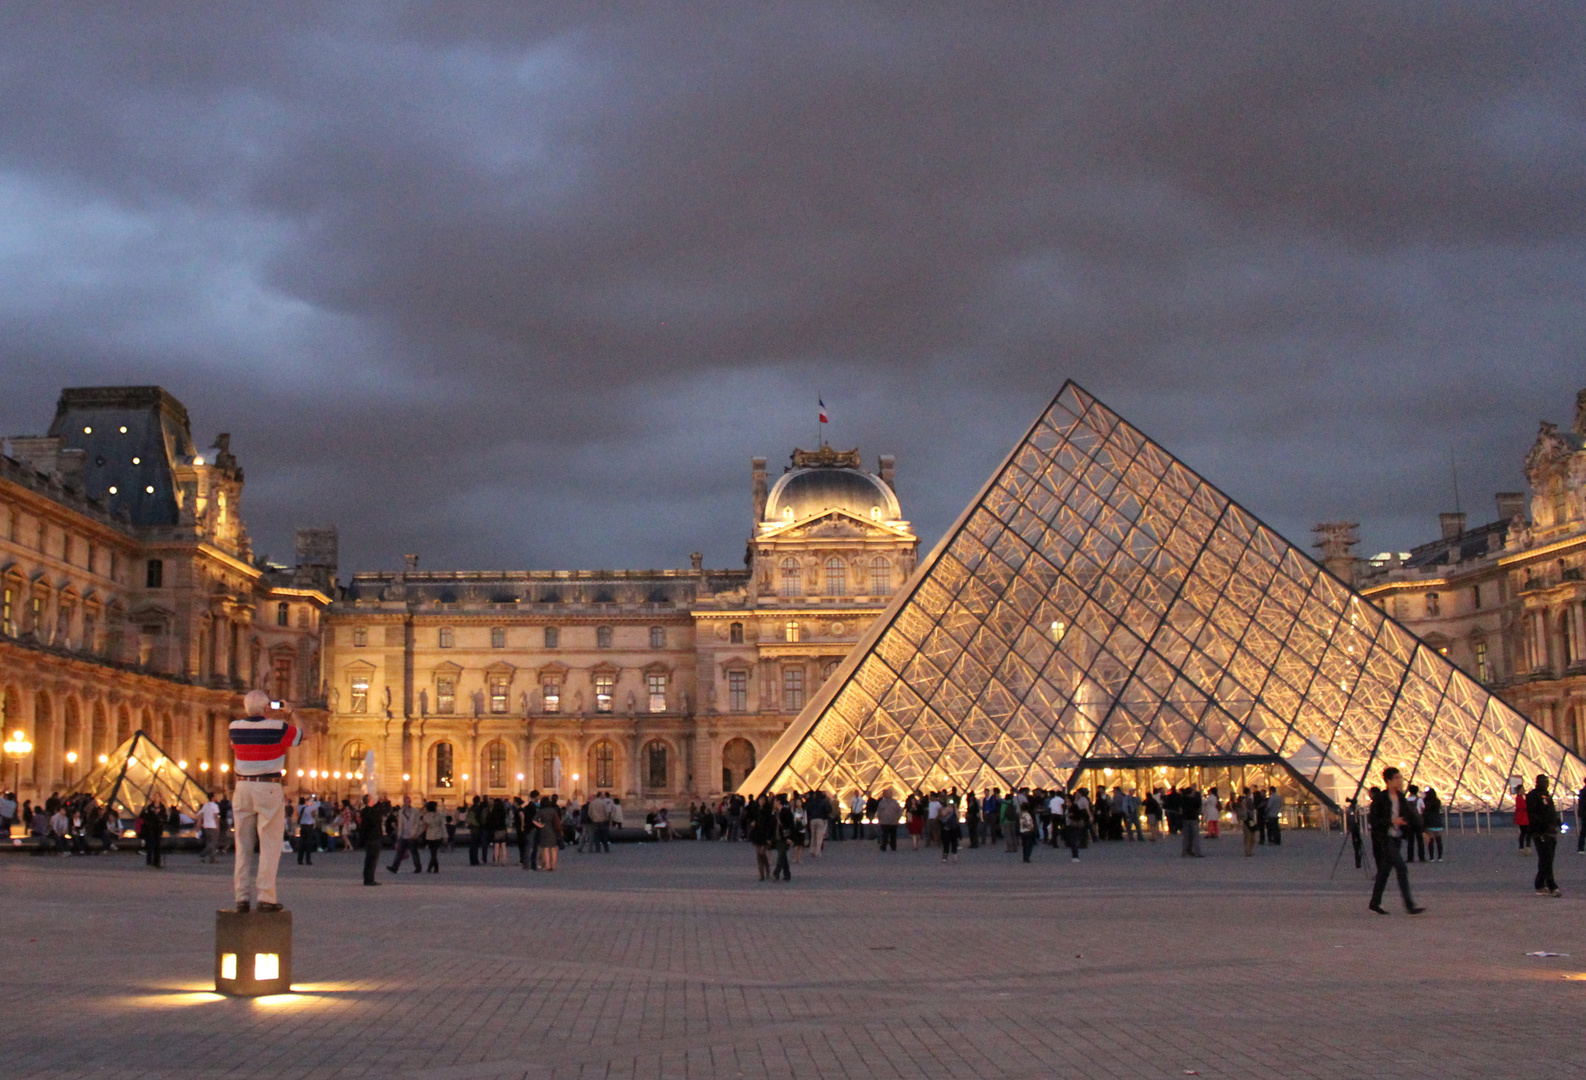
top-left (77, 730), bottom-right (208, 824)
top-left (742, 382), bottom-right (1586, 810)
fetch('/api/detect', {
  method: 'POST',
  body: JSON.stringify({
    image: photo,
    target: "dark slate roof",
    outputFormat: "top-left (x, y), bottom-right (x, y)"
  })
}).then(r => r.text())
top-left (46, 387), bottom-right (194, 527)
top-left (1403, 518), bottom-right (1509, 570)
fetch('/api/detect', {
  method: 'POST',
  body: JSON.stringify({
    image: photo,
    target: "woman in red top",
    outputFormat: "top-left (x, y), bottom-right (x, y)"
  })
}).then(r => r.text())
top-left (1513, 783), bottom-right (1530, 852)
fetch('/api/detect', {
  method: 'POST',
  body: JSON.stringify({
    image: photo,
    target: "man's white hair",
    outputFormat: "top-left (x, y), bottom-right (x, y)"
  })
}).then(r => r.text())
top-left (243, 689), bottom-right (272, 715)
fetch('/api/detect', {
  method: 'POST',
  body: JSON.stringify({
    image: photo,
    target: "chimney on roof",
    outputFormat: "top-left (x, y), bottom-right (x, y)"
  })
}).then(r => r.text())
top-left (1574, 388), bottom-right (1586, 437)
top-left (1496, 491), bottom-right (1527, 522)
top-left (1439, 512), bottom-right (1467, 540)
top-left (751, 457), bottom-right (768, 522)
top-left (878, 454), bottom-right (896, 491)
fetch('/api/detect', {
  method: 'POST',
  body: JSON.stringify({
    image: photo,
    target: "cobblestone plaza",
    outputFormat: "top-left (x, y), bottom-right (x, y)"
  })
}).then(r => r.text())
top-left (3, 832), bottom-right (1582, 1080)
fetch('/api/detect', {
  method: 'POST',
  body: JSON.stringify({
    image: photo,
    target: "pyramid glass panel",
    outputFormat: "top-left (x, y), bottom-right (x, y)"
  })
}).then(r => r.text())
top-left (742, 382), bottom-right (1586, 809)
top-left (76, 731), bottom-right (209, 825)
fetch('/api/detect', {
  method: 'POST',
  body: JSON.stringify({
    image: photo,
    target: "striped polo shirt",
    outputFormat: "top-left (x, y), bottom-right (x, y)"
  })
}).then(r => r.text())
top-left (229, 714), bottom-right (303, 776)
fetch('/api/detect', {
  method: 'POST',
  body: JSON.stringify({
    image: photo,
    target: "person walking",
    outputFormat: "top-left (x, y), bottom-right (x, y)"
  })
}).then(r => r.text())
top-left (1180, 785), bottom-right (1204, 858)
top-left (807, 789), bottom-right (830, 856)
top-left (1144, 789), bottom-right (1162, 841)
top-left (1368, 767), bottom-right (1425, 915)
top-left (357, 795), bottom-right (383, 886)
top-left (140, 797), bottom-right (166, 868)
top-left (876, 789), bottom-right (902, 851)
top-left (1264, 787), bottom-right (1284, 845)
top-left (198, 793), bottom-right (221, 864)
top-left (1512, 783), bottom-right (1531, 854)
top-left (422, 800), bottom-right (447, 872)
top-left (1019, 803), bottom-right (1039, 862)
top-left (1345, 797), bottom-right (1364, 869)
top-left (388, 796), bottom-right (423, 873)
top-left (295, 795), bottom-right (318, 866)
top-left (938, 797), bottom-right (961, 863)
top-left (1422, 787), bottom-right (1444, 862)
top-left (1527, 775), bottom-right (1562, 897)
top-left (773, 796), bottom-right (796, 882)
top-left (749, 796), bottom-right (773, 881)
top-left (964, 791), bottom-right (981, 849)
top-left (1063, 790), bottom-right (1089, 862)
top-left (229, 690), bottom-right (302, 913)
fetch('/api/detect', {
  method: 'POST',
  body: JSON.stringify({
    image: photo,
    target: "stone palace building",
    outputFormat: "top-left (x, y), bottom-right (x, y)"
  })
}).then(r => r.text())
top-left (0, 387), bottom-right (333, 802)
top-left (321, 446), bottom-right (918, 810)
top-left (1357, 388), bottom-right (1586, 756)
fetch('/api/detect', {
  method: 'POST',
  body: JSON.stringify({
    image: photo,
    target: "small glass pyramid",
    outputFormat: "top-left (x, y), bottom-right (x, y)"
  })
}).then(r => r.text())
top-left (77, 731), bottom-right (209, 825)
top-left (743, 382), bottom-right (1586, 809)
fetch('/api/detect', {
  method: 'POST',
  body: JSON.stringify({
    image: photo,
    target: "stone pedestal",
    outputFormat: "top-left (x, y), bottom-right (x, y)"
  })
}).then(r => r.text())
top-left (215, 909), bottom-right (292, 996)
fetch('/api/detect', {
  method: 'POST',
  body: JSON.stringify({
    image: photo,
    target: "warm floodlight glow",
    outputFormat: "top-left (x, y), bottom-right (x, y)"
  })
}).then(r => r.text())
top-left (401, 773), bottom-right (410, 782)
top-left (572, 772), bottom-right (580, 782)
top-left (461, 773), bottom-right (469, 781)
top-left (144, 485), bottom-right (154, 493)
top-left (220, 763), bottom-right (230, 773)
top-left (220, 953), bottom-right (237, 980)
top-left (517, 773), bottom-right (524, 781)
top-left (118, 425), bottom-right (127, 433)
top-left (200, 761), bottom-right (209, 771)
top-left (254, 954), bottom-right (279, 981)
top-left (178, 760), bottom-right (188, 770)
top-left (108, 485), bottom-right (117, 494)
top-left (296, 769), bottom-right (304, 777)
top-left (332, 770), bottom-right (341, 779)
top-left (66, 750), bottom-right (78, 764)
top-left (193, 455), bottom-right (203, 465)
top-left (132, 456), bottom-right (141, 465)
top-left (739, 381), bottom-right (1586, 810)
top-left (83, 425), bottom-right (92, 434)
top-left (98, 753), bottom-right (109, 764)
top-left (308, 769), bottom-right (318, 779)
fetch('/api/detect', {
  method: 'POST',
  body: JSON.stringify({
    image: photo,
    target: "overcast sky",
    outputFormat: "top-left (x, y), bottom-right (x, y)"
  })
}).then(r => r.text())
top-left (2, 4), bottom-right (1583, 577)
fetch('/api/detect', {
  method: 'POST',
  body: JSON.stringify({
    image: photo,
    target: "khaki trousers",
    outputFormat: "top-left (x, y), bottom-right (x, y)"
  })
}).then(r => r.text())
top-left (232, 780), bottom-right (287, 905)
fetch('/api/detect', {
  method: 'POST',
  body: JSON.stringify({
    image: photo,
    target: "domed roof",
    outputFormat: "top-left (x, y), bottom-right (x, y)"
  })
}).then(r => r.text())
top-left (765, 466), bottom-right (900, 523)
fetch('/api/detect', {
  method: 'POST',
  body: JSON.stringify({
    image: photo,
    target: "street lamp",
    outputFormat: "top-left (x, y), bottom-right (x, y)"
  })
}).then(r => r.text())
top-left (4, 730), bottom-right (33, 798)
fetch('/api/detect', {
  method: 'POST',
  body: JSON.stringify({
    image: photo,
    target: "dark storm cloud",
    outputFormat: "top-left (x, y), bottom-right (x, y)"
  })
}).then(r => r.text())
top-left (1, 2), bottom-right (1584, 573)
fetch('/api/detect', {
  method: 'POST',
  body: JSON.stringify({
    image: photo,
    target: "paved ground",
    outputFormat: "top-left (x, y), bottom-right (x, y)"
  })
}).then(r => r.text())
top-left (1, 826), bottom-right (1583, 1080)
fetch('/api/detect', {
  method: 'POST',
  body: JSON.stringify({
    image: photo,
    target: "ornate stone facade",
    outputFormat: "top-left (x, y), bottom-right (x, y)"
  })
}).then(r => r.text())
top-left (1, 387), bottom-right (333, 801)
top-left (1358, 388), bottom-right (1586, 754)
top-left (321, 448), bottom-right (917, 811)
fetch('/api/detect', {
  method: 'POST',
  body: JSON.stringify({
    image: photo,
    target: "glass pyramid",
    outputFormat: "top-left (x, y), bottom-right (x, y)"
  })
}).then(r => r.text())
top-left (78, 730), bottom-right (209, 825)
top-left (743, 382), bottom-right (1586, 810)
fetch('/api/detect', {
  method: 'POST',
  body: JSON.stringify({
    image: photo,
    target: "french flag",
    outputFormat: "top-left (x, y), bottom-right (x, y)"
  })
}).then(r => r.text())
top-left (819, 398), bottom-right (828, 424)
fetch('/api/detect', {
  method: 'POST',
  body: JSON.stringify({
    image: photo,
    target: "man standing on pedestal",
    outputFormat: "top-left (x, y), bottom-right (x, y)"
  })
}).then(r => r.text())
top-left (229, 690), bottom-right (301, 913)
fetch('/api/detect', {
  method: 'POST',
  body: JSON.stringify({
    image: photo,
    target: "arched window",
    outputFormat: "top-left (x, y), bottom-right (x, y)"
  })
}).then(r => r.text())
top-left (432, 741), bottom-right (455, 789)
top-left (645, 740), bottom-right (668, 788)
top-left (870, 556), bottom-right (891, 596)
top-left (779, 558), bottom-right (801, 597)
top-left (722, 738), bottom-right (756, 791)
top-left (345, 739), bottom-right (367, 779)
top-left (785, 620), bottom-right (800, 643)
top-left (539, 740), bottom-right (562, 789)
top-left (590, 740), bottom-right (616, 790)
top-left (729, 621), bottom-right (744, 644)
top-left (824, 557), bottom-right (846, 597)
top-left (485, 741), bottom-right (508, 789)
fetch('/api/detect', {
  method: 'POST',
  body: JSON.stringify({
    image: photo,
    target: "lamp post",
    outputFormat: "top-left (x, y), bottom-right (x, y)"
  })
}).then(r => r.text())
top-left (4, 730), bottom-right (33, 800)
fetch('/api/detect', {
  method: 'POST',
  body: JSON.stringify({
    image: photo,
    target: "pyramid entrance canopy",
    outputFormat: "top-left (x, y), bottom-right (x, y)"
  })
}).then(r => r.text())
top-left (742, 382), bottom-right (1586, 810)
top-left (77, 731), bottom-right (208, 823)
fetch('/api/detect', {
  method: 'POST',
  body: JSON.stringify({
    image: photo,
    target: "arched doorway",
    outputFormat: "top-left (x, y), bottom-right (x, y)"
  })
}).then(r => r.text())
top-left (539, 739), bottom-right (563, 790)
top-left (722, 738), bottom-right (755, 792)
top-left (90, 701), bottom-right (108, 761)
top-left (33, 690), bottom-right (55, 790)
top-left (429, 741), bottom-right (455, 792)
top-left (62, 698), bottom-right (82, 786)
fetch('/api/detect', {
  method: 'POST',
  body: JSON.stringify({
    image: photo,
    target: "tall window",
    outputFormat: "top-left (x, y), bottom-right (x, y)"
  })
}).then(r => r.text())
top-left (438, 627), bottom-right (454, 648)
top-left (650, 626), bottom-right (666, 649)
top-left (824, 557), bottom-right (847, 596)
top-left (647, 673), bottom-right (667, 713)
top-left (486, 742), bottom-right (507, 789)
top-left (645, 741), bottom-right (668, 788)
top-left (821, 658), bottom-right (841, 683)
top-left (783, 666), bottom-right (805, 712)
top-left (146, 559), bottom-right (163, 588)
top-left (353, 626), bottom-right (368, 647)
top-left (540, 740), bottom-right (561, 788)
top-left (2, 585), bottom-right (12, 636)
top-left (433, 742), bottom-right (454, 788)
top-left (272, 656), bottom-right (293, 702)
top-left (785, 620), bottom-right (800, 643)
top-left (350, 673), bottom-right (369, 713)
top-left (491, 626), bottom-right (506, 648)
top-left (82, 608), bottom-right (96, 653)
top-left (1425, 592), bottom-right (1440, 617)
top-left (544, 626), bottom-right (559, 648)
top-left (728, 670), bottom-right (747, 713)
top-left (1472, 585), bottom-right (1481, 610)
top-left (596, 625), bottom-right (613, 648)
top-left (591, 740), bottom-right (615, 789)
top-left (1476, 641), bottom-right (1493, 683)
top-left (276, 601), bottom-right (290, 627)
top-left (346, 739), bottom-right (366, 778)
top-left (729, 621), bottom-right (744, 644)
top-left (779, 558), bottom-right (801, 597)
top-left (594, 673), bottom-right (614, 712)
top-left (541, 674), bottom-right (561, 713)
top-left (435, 675), bottom-right (455, 714)
top-left (870, 557), bottom-right (891, 596)
top-left (489, 673), bottom-right (510, 713)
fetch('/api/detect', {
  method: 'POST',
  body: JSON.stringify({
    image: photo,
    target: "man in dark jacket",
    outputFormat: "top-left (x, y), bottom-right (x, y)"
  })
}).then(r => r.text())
top-left (357, 795), bottom-right (383, 886)
top-left (1179, 786), bottom-right (1203, 857)
top-left (1526, 775), bottom-right (1562, 897)
top-left (1368, 767), bottom-right (1425, 915)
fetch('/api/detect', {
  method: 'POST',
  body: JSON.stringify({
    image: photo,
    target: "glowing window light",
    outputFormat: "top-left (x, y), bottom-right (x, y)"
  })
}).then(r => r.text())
top-left (254, 953), bottom-right (279, 980)
top-left (220, 953), bottom-right (237, 980)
